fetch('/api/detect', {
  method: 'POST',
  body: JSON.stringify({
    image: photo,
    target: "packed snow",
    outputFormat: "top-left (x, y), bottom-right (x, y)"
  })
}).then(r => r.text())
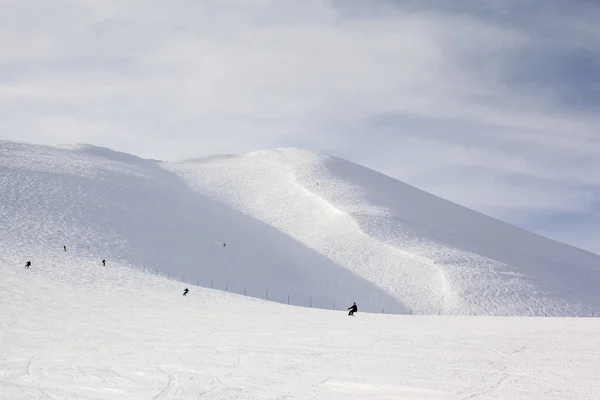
top-left (3, 140), bottom-right (600, 316)
top-left (2, 140), bottom-right (600, 399)
top-left (2, 254), bottom-right (600, 399)
top-left (168, 148), bottom-right (600, 316)
top-left (0, 141), bottom-right (400, 314)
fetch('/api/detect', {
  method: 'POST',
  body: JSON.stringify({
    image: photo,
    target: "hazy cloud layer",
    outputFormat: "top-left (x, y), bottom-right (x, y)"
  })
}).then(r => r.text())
top-left (1, 0), bottom-right (599, 253)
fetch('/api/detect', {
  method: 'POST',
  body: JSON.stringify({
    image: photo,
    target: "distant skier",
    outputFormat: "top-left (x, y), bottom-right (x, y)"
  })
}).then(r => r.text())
top-left (223, 243), bottom-right (226, 247)
top-left (25, 260), bottom-right (31, 269)
top-left (63, 245), bottom-right (67, 252)
top-left (102, 259), bottom-right (106, 266)
top-left (347, 302), bottom-right (357, 316)
top-left (183, 288), bottom-right (189, 296)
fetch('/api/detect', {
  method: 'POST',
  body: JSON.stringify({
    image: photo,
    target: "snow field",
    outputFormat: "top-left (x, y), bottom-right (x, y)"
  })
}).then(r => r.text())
top-left (1, 256), bottom-right (600, 399)
top-left (3, 140), bottom-right (600, 316)
top-left (2, 141), bottom-right (600, 399)
top-left (0, 141), bottom-right (402, 314)
top-left (168, 148), bottom-right (600, 316)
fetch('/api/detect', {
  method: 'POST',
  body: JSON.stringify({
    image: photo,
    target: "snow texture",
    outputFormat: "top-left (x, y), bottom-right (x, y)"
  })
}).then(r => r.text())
top-left (2, 140), bottom-right (600, 317)
top-left (2, 140), bottom-right (600, 398)
top-left (168, 148), bottom-right (600, 316)
top-left (1, 248), bottom-right (600, 399)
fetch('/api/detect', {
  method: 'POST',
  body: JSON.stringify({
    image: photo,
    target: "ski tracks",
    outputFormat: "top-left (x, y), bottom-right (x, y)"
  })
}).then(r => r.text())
top-left (151, 364), bottom-right (178, 400)
top-left (457, 345), bottom-right (530, 400)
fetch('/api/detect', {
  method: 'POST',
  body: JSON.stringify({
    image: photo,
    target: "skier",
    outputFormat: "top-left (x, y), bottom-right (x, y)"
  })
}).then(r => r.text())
top-left (63, 245), bottom-right (67, 252)
top-left (102, 259), bottom-right (106, 266)
top-left (347, 302), bottom-right (357, 316)
top-left (25, 261), bottom-right (31, 269)
top-left (183, 288), bottom-right (189, 296)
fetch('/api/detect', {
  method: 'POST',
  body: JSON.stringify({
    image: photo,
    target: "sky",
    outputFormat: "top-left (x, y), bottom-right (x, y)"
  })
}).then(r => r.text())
top-left (1, 0), bottom-right (600, 254)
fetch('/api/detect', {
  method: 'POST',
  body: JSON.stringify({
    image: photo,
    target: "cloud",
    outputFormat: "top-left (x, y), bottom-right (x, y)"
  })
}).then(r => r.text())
top-left (1, 0), bottom-right (599, 253)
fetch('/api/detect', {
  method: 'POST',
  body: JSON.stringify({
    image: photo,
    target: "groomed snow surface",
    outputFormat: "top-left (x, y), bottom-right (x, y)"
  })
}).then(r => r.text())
top-left (169, 148), bottom-right (600, 317)
top-left (2, 140), bottom-right (600, 398)
top-left (2, 255), bottom-right (600, 399)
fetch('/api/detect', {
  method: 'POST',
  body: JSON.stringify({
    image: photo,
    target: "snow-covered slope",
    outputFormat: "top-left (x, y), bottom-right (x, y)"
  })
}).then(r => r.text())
top-left (2, 140), bottom-right (600, 316)
top-left (167, 148), bottom-right (600, 316)
top-left (0, 141), bottom-right (400, 314)
top-left (2, 253), bottom-right (600, 399)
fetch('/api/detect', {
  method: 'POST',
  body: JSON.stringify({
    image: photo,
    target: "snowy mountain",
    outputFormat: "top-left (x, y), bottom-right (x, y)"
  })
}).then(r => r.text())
top-left (2, 140), bottom-right (600, 316)
top-left (3, 140), bottom-right (600, 398)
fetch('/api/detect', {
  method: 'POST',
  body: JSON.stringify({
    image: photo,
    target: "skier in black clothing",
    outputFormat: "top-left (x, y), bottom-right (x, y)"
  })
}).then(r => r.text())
top-left (25, 261), bottom-right (31, 268)
top-left (102, 259), bottom-right (106, 266)
top-left (348, 302), bottom-right (357, 316)
top-left (63, 245), bottom-right (67, 252)
top-left (183, 288), bottom-right (189, 296)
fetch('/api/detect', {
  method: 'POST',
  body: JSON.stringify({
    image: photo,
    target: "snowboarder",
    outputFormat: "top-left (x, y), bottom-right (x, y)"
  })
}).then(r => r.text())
top-left (25, 261), bottom-right (31, 269)
top-left (183, 288), bottom-right (189, 296)
top-left (347, 302), bottom-right (357, 316)
top-left (102, 259), bottom-right (106, 266)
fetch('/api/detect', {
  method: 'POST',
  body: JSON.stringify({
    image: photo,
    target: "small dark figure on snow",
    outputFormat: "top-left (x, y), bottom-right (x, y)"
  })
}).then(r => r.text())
top-left (223, 243), bottom-right (226, 247)
top-left (348, 302), bottom-right (357, 316)
top-left (25, 261), bottom-right (31, 269)
top-left (183, 288), bottom-right (189, 296)
top-left (102, 259), bottom-right (106, 266)
top-left (63, 245), bottom-right (67, 252)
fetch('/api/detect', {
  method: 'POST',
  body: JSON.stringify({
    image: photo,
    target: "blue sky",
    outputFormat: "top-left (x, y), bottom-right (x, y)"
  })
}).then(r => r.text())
top-left (1, 0), bottom-right (599, 254)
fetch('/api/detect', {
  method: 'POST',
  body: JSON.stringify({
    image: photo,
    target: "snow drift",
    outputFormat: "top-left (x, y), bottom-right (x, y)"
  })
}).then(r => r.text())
top-left (2, 140), bottom-right (600, 316)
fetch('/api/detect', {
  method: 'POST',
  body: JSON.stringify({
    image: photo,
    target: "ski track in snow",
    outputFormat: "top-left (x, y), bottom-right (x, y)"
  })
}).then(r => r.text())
top-left (0, 141), bottom-right (402, 314)
top-left (2, 141), bottom-right (600, 398)
top-left (3, 141), bottom-right (600, 316)
top-left (1, 259), bottom-right (600, 399)
top-left (168, 148), bottom-right (600, 316)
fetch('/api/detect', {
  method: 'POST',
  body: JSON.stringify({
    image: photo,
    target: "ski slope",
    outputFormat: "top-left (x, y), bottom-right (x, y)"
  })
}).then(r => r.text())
top-left (0, 141), bottom-right (400, 314)
top-left (168, 149), bottom-right (600, 316)
top-left (2, 255), bottom-right (600, 399)
top-left (2, 140), bottom-right (600, 398)
top-left (2, 140), bottom-right (600, 316)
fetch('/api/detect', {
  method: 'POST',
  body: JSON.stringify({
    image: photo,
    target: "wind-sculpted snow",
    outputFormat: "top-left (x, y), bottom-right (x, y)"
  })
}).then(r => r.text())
top-left (0, 141), bottom-right (401, 314)
top-left (168, 148), bottom-right (600, 316)
top-left (1, 256), bottom-right (600, 399)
